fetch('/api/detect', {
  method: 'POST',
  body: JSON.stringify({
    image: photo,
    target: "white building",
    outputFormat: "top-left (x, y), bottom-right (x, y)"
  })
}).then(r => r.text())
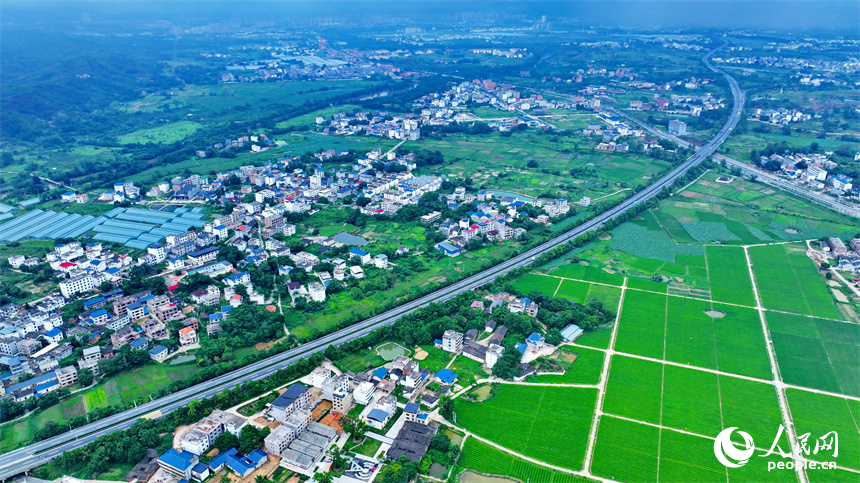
top-left (353, 381), bottom-right (376, 405)
top-left (308, 282), bottom-right (326, 302)
top-left (442, 330), bottom-right (463, 353)
top-left (59, 275), bottom-right (96, 298)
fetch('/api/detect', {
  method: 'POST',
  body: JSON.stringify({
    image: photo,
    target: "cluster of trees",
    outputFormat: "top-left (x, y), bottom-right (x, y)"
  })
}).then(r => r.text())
top-left (37, 418), bottom-right (166, 478)
top-left (218, 304), bottom-right (285, 344)
top-left (419, 121), bottom-right (494, 137)
top-left (424, 432), bottom-right (460, 468)
top-left (376, 456), bottom-right (422, 483)
top-left (122, 266), bottom-right (167, 296)
top-left (212, 425), bottom-right (271, 455)
top-left (98, 345), bottom-right (152, 377)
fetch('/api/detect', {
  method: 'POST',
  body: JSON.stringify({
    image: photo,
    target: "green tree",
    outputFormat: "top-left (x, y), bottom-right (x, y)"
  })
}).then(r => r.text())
top-left (213, 431), bottom-right (240, 452)
top-left (78, 367), bottom-right (94, 387)
top-left (492, 343), bottom-right (522, 380)
top-left (238, 425), bottom-right (270, 454)
top-left (0, 398), bottom-right (24, 422)
top-left (439, 396), bottom-right (455, 421)
top-left (314, 471), bottom-right (334, 483)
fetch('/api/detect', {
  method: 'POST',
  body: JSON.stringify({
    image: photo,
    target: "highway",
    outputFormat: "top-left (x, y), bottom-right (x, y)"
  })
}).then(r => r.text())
top-left (0, 47), bottom-right (744, 481)
top-left (602, 107), bottom-right (860, 219)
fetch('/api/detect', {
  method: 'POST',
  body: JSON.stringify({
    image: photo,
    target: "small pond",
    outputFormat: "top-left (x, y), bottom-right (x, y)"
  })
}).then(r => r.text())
top-left (429, 463), bottom-right (448, 479)
top-left (170, 354), bottom-right (195, 364)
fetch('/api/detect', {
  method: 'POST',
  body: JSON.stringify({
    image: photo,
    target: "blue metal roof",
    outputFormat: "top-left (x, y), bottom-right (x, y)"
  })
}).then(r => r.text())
top-left (6, 371), bottom-right (56, 394)
top-left (527, 332), bottom-right (544, 343)
top-left (130, 338), bottom-right (148, 349)
top-left (84, 297), bottom-right (105, 307)
top-left (159, 448), bottom-right (196, 471)
top-left (372, 367), bottom-right (389, 380)
top-left (149, 345), bottom-right (168, 355)
top-left (435, 368), bottom-right (458, 385)
top-left (367, 408), bottom-right (390, 422)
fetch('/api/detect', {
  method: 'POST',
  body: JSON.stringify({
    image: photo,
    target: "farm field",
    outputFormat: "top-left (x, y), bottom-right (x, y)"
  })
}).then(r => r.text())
top-left (768, 312), bottom-right (860, 397)
top-left (549, 263), bottom-right (625, 286)
top-left (573, 328), bottom-right (612, 349)
top-left (785, 389), bottom-right (860, 471)
top-left (706, 245), bottom-right (756, 306)
top-left (654, 171), bottom-right (857, 245)
top-left (536, 346), bottom-right (605, 385)
top-left (614, 290), bottom-right (667, 360)
top-left (750, 244), bottom-right (841, 319)
top-left (458, 438), bottom-right (590, 483)
top-left (614, 290), bottom-right (771, 379)
top-left (627, 277), bottom-right (670, 293)
top-left (511, 273), bottom-right (560, 298)
top-left (593, 415), bottom-right (793, 482)
top-left (555, 279), bottom-right (622, 308)
top-left (591, 416), bottom-right (660, 483)
top-left (602, 355), bottom-right (784, 443)
top-left (454, 385), bottom-right (597, 470)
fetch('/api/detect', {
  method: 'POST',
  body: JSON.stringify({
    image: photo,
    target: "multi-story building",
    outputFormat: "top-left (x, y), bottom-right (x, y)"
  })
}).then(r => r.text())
top-left (264, 425), bottom-right (296, 455)
top-left (353, 381), bottom-right (376, 405)
top-left (331, 388), bottom-right (354, 414)
top-left (56, 366), bottom-right (78, 387)
top-left (179, 327), bottom-right (198, 346)
top-left (180, 417), bottom-right (225, 455)
top-left (0, 338), bottom-right (19, 356)
top-left (187, 247), bottom-right (219, 265)
top-left (308, 282), bottom-right (326, 302)
top-left (111, 326), bottom-right (140, 348)
top-left (157, 449), bottom-right (198, 480)
top-left (442, 329), bottom-right (463, 353)
top-left (271, 384), bottom-right (310, 423)
top-left (668, 119), bottom-right (687, 135)
top-left (59, 275), bottom-right (95, 298)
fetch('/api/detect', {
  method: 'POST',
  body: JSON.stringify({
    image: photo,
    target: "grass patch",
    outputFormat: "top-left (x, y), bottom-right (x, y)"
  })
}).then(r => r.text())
top-left (117, 121), bottom-right (201, 145)
top-left (351, 437), bottom-right (382, 458)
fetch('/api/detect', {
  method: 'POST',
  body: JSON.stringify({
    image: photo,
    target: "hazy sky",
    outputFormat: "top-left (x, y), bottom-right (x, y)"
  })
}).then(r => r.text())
top-left (1, 1), bottom-right (859, 33)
